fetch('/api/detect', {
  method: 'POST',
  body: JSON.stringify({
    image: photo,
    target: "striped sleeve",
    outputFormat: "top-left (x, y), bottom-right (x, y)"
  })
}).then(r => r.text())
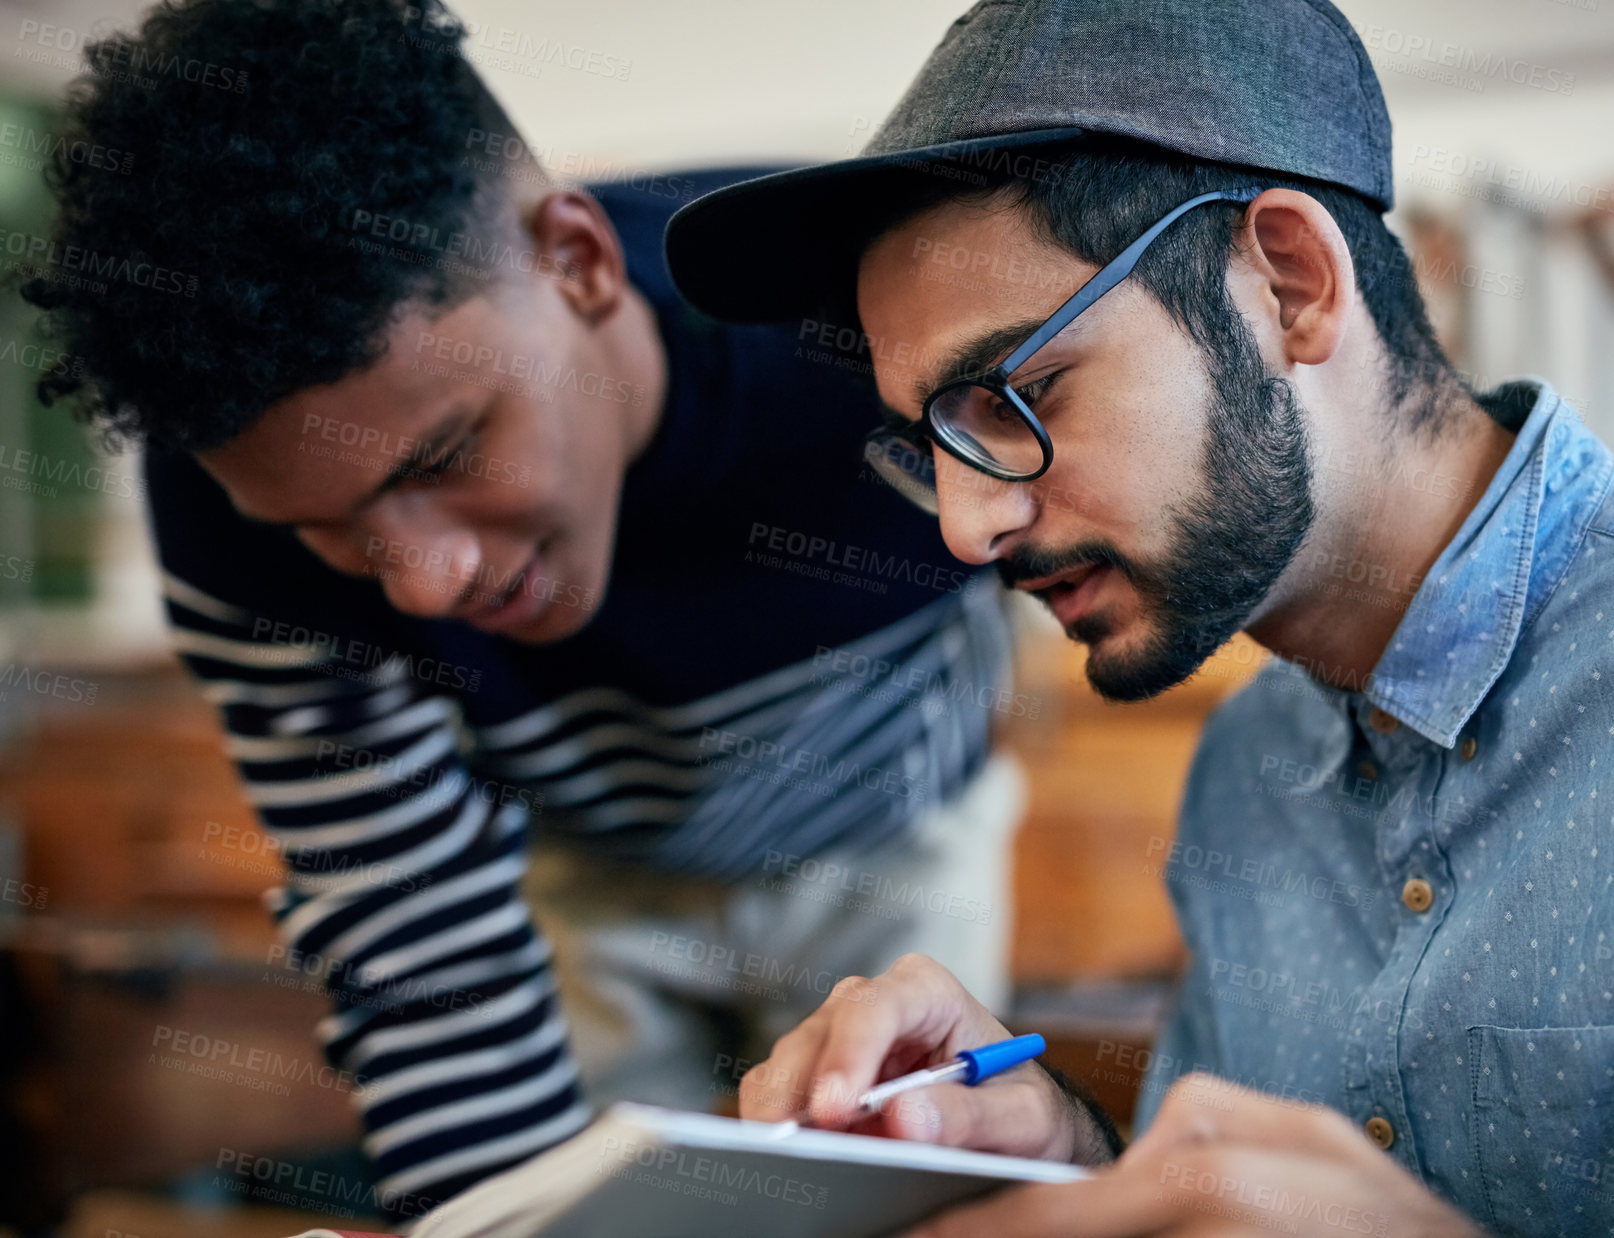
top-left (161, 570), bottom-right (591, 1218)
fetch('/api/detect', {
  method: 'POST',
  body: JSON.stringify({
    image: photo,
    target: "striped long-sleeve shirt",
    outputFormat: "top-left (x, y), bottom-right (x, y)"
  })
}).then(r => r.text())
top-left (142, 168), bottom-right (1013, 1217)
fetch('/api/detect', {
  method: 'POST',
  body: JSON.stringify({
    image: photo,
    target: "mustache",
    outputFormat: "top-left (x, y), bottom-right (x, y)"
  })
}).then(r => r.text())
top-left (995, 541), bottom-right (1142, 591)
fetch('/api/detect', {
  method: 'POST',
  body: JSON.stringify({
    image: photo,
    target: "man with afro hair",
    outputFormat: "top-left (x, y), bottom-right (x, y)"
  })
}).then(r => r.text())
top-left (20, 0), bottom-right (1022, 1217)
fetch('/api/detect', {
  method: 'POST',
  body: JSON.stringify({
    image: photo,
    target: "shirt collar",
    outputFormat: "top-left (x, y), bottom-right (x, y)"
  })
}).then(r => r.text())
top-left (1362, 381), bottom-right (1610, 748)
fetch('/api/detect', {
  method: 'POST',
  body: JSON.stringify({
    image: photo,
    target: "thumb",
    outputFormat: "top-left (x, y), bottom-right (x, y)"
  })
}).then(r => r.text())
top-left (882, 1078), bottom-right (1064, 1159)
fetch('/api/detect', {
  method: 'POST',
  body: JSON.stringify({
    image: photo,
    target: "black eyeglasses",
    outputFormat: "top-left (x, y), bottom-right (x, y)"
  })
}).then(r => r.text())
top-left (864, 187), bottom-right (1262, 514)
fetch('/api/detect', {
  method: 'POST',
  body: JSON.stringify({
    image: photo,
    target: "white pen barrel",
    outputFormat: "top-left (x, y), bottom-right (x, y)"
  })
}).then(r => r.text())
top-left (859, 1059), bottom-right (972, 1111)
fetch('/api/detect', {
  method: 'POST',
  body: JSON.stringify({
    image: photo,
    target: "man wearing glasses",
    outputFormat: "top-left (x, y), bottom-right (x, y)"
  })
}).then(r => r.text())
top-left (667, 0), bottom-right (1612, 1233)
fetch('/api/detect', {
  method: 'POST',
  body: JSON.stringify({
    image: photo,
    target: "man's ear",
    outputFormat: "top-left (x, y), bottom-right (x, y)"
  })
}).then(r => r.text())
top-left (1237, 188), bottom-right (1355, 367)
top-left (522, 190), bottom-right (627, 324)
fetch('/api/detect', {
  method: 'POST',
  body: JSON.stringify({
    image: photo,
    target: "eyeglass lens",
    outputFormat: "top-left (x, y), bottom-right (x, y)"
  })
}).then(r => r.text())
top-left (929, 380), bottom-right (1044, 477)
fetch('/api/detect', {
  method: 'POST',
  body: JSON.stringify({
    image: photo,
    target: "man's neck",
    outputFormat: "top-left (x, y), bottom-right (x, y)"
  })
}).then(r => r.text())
top-left (1246, 389), bottom-right (1518, 694)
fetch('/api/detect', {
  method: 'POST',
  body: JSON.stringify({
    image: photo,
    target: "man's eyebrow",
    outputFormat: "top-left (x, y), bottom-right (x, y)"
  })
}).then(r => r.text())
top-left (239, 407), bottom-right (475, 529)
top-left (909, 317), bottom-right (1045, 410)
top-left (372, 408), bottom-right (474, 497)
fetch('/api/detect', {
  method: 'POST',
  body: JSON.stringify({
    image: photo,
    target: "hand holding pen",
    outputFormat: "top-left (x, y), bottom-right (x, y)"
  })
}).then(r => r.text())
top-left (739, 954), bottom-right (1118, 1166)
top-left (796, 1034), bottom-right (1049, 1128)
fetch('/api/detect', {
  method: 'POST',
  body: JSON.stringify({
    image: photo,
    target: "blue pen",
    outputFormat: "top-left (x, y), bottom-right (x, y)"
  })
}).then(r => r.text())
top-left (854, 1033), bottom-right (1046, 1115)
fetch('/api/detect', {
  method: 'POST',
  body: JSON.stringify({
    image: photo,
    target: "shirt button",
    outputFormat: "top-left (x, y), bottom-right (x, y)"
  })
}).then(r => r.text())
top-left (1365, 1116), bottom-right (1395, 1149)
top-left (1402, 878), bottom-right (1434, 913)
top-left (1461, 736), bottom-right (1478, 761)
top-left (1368, 708), bottom-right (1399, 735)
top-left (1357, 760), bottom-right (1378, 780)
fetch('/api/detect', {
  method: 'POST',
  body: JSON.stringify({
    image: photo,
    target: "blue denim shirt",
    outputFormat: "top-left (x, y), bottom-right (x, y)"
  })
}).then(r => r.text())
top-left (1139, 381), bottom-right (1614, 1236)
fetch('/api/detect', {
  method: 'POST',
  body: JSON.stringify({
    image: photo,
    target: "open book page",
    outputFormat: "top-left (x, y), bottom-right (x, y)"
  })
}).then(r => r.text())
top-left (396, 1102), bottom-right (1088, 1238)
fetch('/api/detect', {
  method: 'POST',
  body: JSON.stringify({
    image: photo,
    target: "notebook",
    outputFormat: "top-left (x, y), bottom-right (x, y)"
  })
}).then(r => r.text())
top-left (293, 1102), bottom-right (1090, 1238)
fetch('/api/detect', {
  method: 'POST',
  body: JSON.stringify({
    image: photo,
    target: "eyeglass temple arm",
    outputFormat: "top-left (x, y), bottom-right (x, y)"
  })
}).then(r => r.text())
top-left (995, 187), bottom-right (1263, 377)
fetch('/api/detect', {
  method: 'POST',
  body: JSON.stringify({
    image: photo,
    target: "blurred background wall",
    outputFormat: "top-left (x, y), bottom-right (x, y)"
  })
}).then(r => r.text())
top-left (0, 1), bottom-right (1609, 1235)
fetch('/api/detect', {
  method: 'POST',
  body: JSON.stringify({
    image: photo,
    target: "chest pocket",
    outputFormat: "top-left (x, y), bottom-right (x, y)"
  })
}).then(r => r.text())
top-left (1469, 1024), bottom-right (1614, 1235)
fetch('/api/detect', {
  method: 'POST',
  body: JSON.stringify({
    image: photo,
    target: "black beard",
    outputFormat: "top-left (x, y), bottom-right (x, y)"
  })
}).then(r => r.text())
top-left (999, 338), bottom-right (1314, 701)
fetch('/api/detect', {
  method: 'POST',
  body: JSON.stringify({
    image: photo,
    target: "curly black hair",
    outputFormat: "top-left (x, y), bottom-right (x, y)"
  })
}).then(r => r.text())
top-left (19, 0), bottom-right (525, 451)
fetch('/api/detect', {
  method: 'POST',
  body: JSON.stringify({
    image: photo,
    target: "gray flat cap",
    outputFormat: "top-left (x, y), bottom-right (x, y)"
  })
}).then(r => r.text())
top-left (666, 0), bottom-right (1393, 323)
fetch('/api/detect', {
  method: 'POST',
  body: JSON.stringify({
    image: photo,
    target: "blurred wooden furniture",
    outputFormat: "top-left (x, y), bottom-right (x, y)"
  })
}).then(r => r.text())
top-left (0, 660), bottom-right (364, 1228)
top-left (62, 1189), bottom-right (362, 1238)
top-left (0, 663), bottom-right (276, 955)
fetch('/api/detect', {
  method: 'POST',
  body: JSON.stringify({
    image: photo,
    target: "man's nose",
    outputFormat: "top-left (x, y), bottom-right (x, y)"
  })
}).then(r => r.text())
top-left (933, 451), bottom-right (1038, 565)
top-left (367, 522), bottom-right (483, 618)
top-left (299, 518), bottom-right (482, 618)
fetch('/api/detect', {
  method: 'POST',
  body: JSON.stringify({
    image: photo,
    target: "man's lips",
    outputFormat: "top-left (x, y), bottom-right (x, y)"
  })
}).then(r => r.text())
top-left (1014, 562), bottom-right (1114, 629)
top-left (459, 548), bottom-right (547, 629)
top-left (1012, 562), bottom-right (1102, 596)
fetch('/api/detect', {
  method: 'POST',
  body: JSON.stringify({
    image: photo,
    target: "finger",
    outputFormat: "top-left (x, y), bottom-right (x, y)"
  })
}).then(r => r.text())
top-left (738, 1021), bottom-right (829, 1121)
top-left (738, 979), bottom-right (924, 1125)
top-left (879, 1076), bottom-right (1066, 1160)
top-left (738, 977), bottom-right (938, 1124)
top-left (809, 954), bottom-right (1002, 1127)
top-left (1128, 1072), bottom-right (1377, 1168)
top-left (1145, 1145), bottom-right (1392, 1235)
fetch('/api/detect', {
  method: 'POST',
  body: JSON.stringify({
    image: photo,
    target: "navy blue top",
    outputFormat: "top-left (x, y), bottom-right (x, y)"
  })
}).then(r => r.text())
top-left (141, 167), bottom-right (1010, 1210)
